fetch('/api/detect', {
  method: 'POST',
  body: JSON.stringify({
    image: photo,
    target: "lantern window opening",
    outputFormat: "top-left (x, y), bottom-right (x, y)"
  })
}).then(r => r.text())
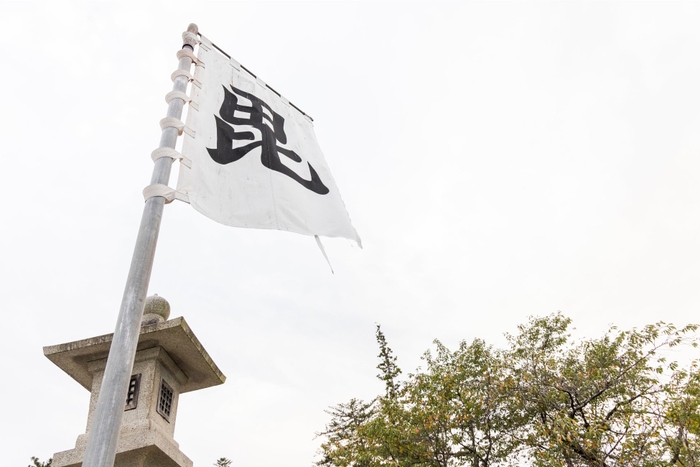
top-left (157, 378), bottom-right (174, 422)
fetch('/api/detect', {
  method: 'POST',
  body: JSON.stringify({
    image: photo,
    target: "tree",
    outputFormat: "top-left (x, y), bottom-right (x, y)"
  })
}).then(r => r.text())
top-left (507, 315), bottom-right (699, 466)
top-left (400, 338), bottom-right (523, 467)
top-left (318, 328), bottom-right (523, 467)
top-left (316, 314), bottom-right (700, 467)
top-left (316, 398), bottom-right (377, 467)
top-left (28, 458), bottom-right (52, 467)
top-left (376, 324), bottom-right (402, 399)
top-left (316, 326), bottom-right (407, 467)
top-left (214, 458), bottom-right (232, 467)
top-left (662, 361), bottom-right (700, 466)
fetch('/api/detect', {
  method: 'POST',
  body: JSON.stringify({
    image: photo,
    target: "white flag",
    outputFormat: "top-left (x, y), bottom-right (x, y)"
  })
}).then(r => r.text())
top-left (178, 36), bottom-right (361, 246)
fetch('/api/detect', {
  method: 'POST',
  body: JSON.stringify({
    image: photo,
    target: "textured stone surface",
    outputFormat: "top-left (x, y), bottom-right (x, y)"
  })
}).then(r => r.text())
top-left (143, 294), bottom-right (171, 324)
top-left (53, 421), bottom-right (193, 467)
top-left (85, 347), bottom-right (184, 437)
top-left (46, 317), bottom-right (225, 467)
top-left (43, 316), bottom-right (226, 392)
top-left (52, 345), bottom-right (192, 467)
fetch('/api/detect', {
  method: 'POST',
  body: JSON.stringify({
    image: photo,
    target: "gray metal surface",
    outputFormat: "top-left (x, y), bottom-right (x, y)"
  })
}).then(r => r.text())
top-left (81, 23), bottom-right (198, 467)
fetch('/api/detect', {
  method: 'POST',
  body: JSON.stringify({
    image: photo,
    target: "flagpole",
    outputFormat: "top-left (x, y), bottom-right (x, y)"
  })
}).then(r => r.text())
top-left (82, 23), bottom-right (198, 467)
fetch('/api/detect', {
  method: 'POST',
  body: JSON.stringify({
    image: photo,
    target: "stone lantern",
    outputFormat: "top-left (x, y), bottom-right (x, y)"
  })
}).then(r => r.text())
top-left (44, 296), bottom-right (226, 467)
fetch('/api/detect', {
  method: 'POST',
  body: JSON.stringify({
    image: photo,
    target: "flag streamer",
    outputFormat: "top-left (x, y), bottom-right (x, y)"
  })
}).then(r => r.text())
top-left (315, 235), bottom-right (335, 274)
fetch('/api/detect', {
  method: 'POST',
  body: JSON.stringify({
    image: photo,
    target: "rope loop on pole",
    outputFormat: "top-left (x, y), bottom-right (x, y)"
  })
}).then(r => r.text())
top-left (160, 117), bottom-right (195, 137)
top-left (182, 30), bottom-right (199, 48)
top-left (171, 69), bottom-right (192, 82)
top-left (177, 48), bottom-right (202, 66)
top-left (165, 90), bottom-right (198, 111)
top-left (142, 184), bottom-right (189, 204)
top-left (165, 90), bottom-right (189, 104)
top-left (143, 184), bottom-right (175, 203)
top-left (150, 147), bottom-right (192, 168)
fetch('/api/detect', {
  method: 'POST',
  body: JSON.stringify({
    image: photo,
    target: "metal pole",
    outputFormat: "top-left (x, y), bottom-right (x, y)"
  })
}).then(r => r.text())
top-left (81, 23), bottom-right (198, 467)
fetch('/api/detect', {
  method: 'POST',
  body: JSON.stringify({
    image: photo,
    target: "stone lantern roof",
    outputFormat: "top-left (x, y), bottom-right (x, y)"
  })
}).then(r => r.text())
top-left (44, 296), bottom-right (226, 467)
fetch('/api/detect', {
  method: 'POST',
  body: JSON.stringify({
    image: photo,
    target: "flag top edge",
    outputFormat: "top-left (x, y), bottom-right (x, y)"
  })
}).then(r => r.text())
top-left (197, 32), bottom-right (314, 122)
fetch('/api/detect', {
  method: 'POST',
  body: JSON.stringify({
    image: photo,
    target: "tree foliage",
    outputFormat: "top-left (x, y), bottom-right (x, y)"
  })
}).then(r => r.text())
top-left (316, 315), bottom-right (699, 467)
top-left (377, 324), bottom-right (402, 399)
top-left (28, 458), bottom-right (51, 467)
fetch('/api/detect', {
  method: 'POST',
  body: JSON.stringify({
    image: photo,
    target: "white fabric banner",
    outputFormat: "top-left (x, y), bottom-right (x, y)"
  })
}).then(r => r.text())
top-left (178, 37), bottom-right (361, 246)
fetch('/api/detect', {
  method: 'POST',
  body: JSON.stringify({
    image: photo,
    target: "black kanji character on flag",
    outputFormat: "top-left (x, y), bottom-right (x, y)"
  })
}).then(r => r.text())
top-left (207, 84), bottom-right (330, 195)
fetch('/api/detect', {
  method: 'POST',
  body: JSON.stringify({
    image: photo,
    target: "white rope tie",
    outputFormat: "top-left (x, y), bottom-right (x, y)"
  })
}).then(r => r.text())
top-left (160, 117), bottom-right (195, 137)
top-left (171, 68), bottom-right (201, 89)
top-left (176, 48), bottom-right (202, 66)
top-left (165, 91), bottom-right (199, 110)
top-left (165, 90), bottom-right (198, 110)
top-left (142, 184), bottom-right (189, 204)
top-left (182, 31), bottom-right (199, 47)
top-left (165, 90), bottom-right (190, 104)
top-left (143, 184), bottom-right (175, 203)
top-left (171, 69), bottom-right (192, 82)
top-left (150, 147), bottom-right (192, 168)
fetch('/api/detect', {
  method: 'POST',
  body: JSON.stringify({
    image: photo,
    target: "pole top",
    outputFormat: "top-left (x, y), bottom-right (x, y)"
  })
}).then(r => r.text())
top-left (142, 294), bottom-right (171, 324)
top-left (183, 24), bottom-right (199, 49)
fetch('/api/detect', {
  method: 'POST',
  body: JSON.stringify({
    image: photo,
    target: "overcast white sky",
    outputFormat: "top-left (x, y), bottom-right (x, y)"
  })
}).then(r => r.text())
top-left (4, 2), bottom-right (700, 466)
